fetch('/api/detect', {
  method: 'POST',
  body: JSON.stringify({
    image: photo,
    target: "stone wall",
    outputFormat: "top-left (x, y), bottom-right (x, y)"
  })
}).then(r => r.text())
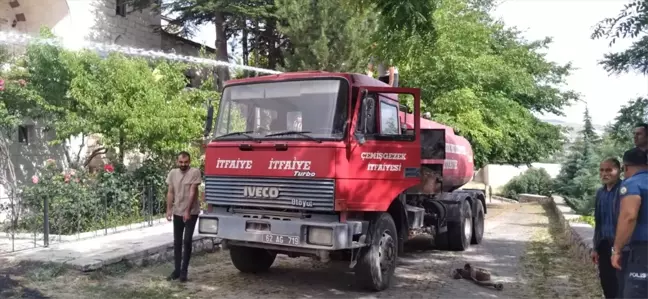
top-left (518, 193), bottom-right (551, 203)
top-left (472, 163), bottom-right (561, 193)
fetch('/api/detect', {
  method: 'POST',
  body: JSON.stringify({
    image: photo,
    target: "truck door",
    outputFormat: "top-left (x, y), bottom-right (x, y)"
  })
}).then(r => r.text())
top-left (346, 86), bottom-right (421, 183)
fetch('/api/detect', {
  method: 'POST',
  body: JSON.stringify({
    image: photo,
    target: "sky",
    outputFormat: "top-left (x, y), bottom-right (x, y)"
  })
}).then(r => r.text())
top-left (187, 0), bottom-right (648, 127)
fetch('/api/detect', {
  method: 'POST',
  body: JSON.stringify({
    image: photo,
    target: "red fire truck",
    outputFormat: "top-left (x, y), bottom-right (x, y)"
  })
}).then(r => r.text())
top-left (198, 71), bottom-right (486, 291)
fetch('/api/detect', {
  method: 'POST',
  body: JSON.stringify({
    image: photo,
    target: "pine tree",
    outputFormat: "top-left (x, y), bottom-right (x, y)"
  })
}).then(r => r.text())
top-left (554, 107), bottom-right (601, 213)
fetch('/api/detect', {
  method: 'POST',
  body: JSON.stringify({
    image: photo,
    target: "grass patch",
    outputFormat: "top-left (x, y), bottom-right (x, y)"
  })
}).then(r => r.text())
top-left (521, 205), bottom-right (602, 299)
top-left (87, 261), bottom-right (135, 280)
top-left (9, 254), bottom-right (216, 299)
top-left (26, 262), bottom-right (67, 282)
top-left (83, 280), bottom-right (184, 299)
top-left (572, 215), bottom-right (595, 227)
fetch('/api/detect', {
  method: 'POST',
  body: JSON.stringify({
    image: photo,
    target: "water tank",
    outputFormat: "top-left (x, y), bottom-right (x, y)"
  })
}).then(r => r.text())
top-left (400, 112), bottom-right (476, 191)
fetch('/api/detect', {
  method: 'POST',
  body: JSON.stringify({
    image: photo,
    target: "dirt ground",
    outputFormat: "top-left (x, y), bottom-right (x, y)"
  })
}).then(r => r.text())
top-left (0, 202), bottom-right (603, 299)
top-left (520, 205), bottom-right (603, 299)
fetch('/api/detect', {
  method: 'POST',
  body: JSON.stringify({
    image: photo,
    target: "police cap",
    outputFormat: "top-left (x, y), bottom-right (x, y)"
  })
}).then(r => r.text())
top-left (622, 147), bottom-right (648, 166)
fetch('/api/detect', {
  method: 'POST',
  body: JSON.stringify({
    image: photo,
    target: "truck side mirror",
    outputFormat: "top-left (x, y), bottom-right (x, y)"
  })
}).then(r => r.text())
top-left (204, 105), bottom-right (214, 138)
top-left (354, 98), bottom-right (371, 145)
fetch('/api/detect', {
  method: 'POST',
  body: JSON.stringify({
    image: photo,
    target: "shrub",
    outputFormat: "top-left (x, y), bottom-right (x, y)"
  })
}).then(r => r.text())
top-left (575, 215), bottom-right (595, 227)
top-left (19, 159), bottom-right (167, 235)
top-left (502, 168), bottom-right (554, 200)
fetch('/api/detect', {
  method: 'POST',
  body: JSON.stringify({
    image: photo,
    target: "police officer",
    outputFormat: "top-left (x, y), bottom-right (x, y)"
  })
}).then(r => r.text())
top-left (611, 147), bottom-right (648, 298)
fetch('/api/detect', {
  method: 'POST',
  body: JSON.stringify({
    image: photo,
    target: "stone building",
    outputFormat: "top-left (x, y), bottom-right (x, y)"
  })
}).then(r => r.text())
top-left (0, 0), bottom-right (215, 213)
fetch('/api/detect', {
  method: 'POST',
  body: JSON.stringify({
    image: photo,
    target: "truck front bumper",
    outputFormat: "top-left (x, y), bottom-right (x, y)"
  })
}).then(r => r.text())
top-left (198, 212), bottom-right (366, 251)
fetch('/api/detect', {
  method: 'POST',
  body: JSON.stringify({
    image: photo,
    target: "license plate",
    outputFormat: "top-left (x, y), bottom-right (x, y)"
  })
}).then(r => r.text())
top-left (262, 234), bottom-right (300, 246)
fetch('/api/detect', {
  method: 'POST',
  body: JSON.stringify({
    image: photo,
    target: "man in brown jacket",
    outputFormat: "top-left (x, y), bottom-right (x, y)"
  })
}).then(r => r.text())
top-left (165, 151), bottom-right (202, 282)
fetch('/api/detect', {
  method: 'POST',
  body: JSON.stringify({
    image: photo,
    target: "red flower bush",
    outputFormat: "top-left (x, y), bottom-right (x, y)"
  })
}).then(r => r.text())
top-left (104, 164), bottom-right (114, 173)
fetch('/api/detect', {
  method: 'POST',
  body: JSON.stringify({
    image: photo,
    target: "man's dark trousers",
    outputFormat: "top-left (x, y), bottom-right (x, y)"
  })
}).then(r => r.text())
top-left (597, 240), bottom-right (619, 298)
top-left (173, 214), bottom-right (198, 274)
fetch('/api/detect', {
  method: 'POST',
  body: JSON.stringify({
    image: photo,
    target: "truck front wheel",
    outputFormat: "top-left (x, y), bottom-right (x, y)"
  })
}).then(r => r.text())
top-left (355, 213), bottom-right (398, 292)
top-left (229, 245), bottom-right (277, 273)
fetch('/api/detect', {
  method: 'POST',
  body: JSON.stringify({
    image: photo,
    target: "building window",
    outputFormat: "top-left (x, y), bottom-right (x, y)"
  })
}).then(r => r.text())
top-left (116, 0), bottom-right (127, 17)
top-left (18, 125), bottom-right (29, 144)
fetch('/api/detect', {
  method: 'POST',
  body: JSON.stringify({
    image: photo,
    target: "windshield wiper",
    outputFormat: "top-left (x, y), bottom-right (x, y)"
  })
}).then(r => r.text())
top-left (265, 131), bottom-right (322, 143)
top-left (213, 131), bottom-right (260, 142)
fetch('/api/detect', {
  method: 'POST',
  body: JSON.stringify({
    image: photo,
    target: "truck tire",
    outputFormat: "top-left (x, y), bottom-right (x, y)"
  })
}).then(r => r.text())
top-left (471, 201), bottom-right (485, 244)
top-left (447, 200), bottom-right (472, 251)
top-left (355, 213), bottom-right (398, 291)
top-left (229, 245), bottom-right (277, 273)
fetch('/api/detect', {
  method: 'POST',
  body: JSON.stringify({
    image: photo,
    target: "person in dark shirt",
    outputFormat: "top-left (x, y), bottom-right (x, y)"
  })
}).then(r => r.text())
top-left (634, 123), bottom-right (648, 152)
top-left (592, 157), bottom-right (623, 298)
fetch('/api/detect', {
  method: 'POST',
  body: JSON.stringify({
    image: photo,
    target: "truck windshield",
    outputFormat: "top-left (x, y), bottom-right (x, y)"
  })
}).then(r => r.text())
top-left (214, 79), bottom-right (348, 141)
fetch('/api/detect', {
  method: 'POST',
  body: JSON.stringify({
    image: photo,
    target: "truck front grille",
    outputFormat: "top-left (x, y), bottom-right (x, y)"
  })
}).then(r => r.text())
top-left (204, 176), bottom-right (335, 212)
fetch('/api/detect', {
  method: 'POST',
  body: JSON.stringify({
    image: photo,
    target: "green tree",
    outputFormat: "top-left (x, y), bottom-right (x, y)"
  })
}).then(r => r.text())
top-left (580, 107), bottom-right (600, 159)
top-left (0, 45), bottom-right (47, 229)
top-left (373, 0), bottom-right (577, 167)
top-left (555, 109), bottom-right (601, 214)
top-left (276, 0), bottom-right (376, 72)
top-left (345, 0), bottom-right (436, 33)
top-left (62, 51), bottom-right (215, 164)
top-left (151, 0), bottom-right (281, 85)
top-left (606, 97), bottom-right (648, 147)
top-left (591, 0), bottom-right (648, 75)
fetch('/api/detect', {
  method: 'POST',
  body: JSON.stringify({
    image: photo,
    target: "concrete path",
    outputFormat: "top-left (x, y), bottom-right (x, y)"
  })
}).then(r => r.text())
top-left (1, 220), bottom-right (215, 271)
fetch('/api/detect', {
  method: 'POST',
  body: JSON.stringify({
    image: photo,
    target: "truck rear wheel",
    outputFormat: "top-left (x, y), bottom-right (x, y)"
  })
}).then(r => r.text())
top-left (229, 245), bottom-right (277, 273)
top-left (471, 201), bottom-right (485, 244)
top-left (446, 200), bottom-right (472, 251)
top-left (355, 213), bottom-right (398, 291)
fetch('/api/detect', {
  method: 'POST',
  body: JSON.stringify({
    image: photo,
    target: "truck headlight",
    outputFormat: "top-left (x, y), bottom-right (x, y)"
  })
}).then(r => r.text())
top-left (307, 227), bottom-right (333, 246)
top-left (199, 218), bottom-right (219, 234)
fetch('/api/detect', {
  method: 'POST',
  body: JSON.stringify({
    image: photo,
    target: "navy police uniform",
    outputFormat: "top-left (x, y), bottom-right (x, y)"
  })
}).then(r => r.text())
top-left (618, 148), bottom-right (648, 298)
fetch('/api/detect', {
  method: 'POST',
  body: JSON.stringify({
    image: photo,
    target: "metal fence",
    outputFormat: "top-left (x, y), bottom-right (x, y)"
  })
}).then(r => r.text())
top-left (0, 181), bottom-right (166, 254)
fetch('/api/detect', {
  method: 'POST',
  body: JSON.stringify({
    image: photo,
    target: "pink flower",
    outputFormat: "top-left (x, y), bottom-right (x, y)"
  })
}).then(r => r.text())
top-left (64, 173), bottom-right (71, 183)
top-left (104, 164), bottom-right (114, 173)
top-left (32, 175), bottom-right (39, 184)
